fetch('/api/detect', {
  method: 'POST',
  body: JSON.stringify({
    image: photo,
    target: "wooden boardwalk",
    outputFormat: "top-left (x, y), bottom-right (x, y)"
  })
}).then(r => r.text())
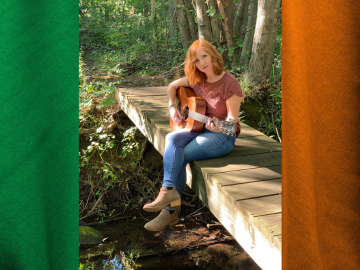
top-left (115, 86), bottom-right (282, 270)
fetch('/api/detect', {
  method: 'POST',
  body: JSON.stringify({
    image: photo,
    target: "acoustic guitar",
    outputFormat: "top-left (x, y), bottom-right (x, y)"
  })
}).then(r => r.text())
top-left (169, 86), bottom-right (237, 135)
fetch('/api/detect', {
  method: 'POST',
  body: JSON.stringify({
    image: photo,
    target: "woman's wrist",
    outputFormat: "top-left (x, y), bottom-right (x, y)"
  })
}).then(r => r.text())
top-left (225, 116), bottom-right (238, 123)
top-left (169, 104), bottom-right (176, 109)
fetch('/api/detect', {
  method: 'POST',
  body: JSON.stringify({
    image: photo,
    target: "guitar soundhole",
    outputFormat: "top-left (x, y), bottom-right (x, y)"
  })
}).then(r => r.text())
top-left (183, 105), bottom-right (189, 120)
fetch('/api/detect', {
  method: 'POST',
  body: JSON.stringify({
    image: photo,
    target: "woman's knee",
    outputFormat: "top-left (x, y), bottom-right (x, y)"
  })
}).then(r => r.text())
top-left (165, 129), bottom-right (189, 146)
top-left (165, 132), bottom-right (177, 146)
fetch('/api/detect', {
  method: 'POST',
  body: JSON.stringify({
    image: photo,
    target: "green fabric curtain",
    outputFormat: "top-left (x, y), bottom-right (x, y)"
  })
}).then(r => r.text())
top-left (0, 1), bottom-right (78, 269)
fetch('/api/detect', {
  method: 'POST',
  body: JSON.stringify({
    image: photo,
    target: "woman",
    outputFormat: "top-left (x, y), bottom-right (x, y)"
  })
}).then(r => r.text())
top-left (143, 39), bottom-right (243, 231)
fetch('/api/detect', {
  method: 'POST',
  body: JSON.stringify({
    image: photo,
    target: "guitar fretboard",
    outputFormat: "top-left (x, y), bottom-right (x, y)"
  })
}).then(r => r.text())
top-left (188, 110), bottom-right (210, 124)
top-left (187, 110), bottom-right (236, 134)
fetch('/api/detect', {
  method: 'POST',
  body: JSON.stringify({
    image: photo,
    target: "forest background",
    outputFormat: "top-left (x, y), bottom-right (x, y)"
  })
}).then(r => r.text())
top-left (79, 0), bottom-right (282, 143)
top-left (79, 1), bottom-right (282, 267)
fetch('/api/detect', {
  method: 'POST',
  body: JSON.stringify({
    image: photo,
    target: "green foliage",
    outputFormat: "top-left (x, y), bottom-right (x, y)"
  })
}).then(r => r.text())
top-left (228, 46), bottom-right (235, 57)
top-left (270, 23), bottom-right (282, 82)
top-left (80, 0), bottom-right (186, 77)
top-left (238, 111), bottom-right (246, 121)
top-left (79, 129), bottom-right (119, 185)
top-left (238, 74), bottom-right (282, 142)
top-left (79, 53), bottom-right (87, 85)
top-left (121, 126), bottom-right (139, 160)
top-left (206, 6), bottom-right (217, 17)
top-left (238, 73), bottom-right (252, 97)
top-left (79, 79), bottom-right (118, 114)
top-left (217, 14), bottom-right (224, 20)
top-left (270, 54), bottom-right (282, 82)
top-left (257, 85), bottom-right (282, 142)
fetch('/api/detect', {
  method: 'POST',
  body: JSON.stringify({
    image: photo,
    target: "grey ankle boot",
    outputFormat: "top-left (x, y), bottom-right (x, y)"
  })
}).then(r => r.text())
top-left (144, 209), bottom-right (178, 231)
top-left (143, 187), bottom-right (181, 212)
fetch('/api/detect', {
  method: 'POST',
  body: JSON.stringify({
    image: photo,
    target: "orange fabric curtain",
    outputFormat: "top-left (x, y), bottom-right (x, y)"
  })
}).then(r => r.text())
top-left (283, 0), bottom-right (360, 268)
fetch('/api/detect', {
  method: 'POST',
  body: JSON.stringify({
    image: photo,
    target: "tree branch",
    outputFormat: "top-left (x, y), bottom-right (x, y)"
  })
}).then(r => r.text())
top-left (220, 26), bottom-right (256, 45)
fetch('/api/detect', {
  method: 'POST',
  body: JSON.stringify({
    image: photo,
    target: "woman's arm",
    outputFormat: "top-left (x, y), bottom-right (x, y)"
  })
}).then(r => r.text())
top-left (206, 95), bottom-right (242, 133)
top-left (167, 77), bottom-right (189, 106)
top-left (225, 94), bottom-right (242, 123)
top-left (167, 77), bottom-right (190, 123)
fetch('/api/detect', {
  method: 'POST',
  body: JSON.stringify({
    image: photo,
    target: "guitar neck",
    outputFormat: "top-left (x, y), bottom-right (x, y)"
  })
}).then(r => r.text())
top-left (188, 110), bottom-right (236, 135)
top-left (188, 110), bottom-right (211, 124)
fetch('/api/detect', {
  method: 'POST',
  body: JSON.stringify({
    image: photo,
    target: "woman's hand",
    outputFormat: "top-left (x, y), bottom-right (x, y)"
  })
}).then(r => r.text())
top-left (206, 117), bottom-right (221, 132)
top-left (170, 107), bottom-right (183, 123)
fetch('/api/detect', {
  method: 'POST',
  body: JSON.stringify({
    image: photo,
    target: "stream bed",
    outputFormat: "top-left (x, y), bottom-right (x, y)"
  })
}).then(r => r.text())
top-left (79, 204), bottom-right (261, 270)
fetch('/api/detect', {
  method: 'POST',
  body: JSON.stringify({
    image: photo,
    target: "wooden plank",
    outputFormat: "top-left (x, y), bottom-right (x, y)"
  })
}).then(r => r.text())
top-left (252, 213), bottom-right (282, 250)
top-left (189, 164), bottom-right (281, 240)
top-left (132, 107), bottom-right (169, 127)
top-left (239, 122), bottom-right (277, 139)
top-left (118, 86), bottom-right (167, 96)
top-left (254, 213), bottom-right (281, 235)
top-left (116, 90), bottom-right (169, 155)
top-left (275, 235), bottom-right (282, 247)
top-left (195, 151), bottom-right (282, 176)
top-left (208, 166), bottom-right (282, 187)
top-left (237, 134), bottom-right (280, 145)
top-left (222, 179), bottom-right (282, 201)
top-left (237, 195), bottom-right (282, 218)
top-left (236, 136), bottom-right (281, 147)
top-left (189, 164), bottom-right (282, 268)
top-left (223, 143), bottom-right (281, 158)
top-left (127, 96), bottom-right (169, 108)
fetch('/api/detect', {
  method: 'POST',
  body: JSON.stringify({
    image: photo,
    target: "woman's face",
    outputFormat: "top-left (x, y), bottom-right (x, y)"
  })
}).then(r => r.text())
top-left (195, 48), bottom-right (213, 75)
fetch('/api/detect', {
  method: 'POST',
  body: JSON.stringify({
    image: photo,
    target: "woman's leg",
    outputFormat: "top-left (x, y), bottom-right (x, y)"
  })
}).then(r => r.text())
top-left (144, 129), bottom-right (236, 231)
top-left (143, 128), bottom-right (200, 212)
top-left (174, 129), bottom-right (236, 196)
top-left (162, 128), bottom-right (201, 188)
top-left (143, 128), bottom-right (201, 231)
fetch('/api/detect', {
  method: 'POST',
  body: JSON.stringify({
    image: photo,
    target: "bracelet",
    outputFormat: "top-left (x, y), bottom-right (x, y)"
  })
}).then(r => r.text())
top-left (169, 104), bottom-right (176, 109)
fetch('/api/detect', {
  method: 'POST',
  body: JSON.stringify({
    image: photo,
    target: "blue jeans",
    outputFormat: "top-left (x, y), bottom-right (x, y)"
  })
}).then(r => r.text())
top-left (162, 126), bottom-right (236, 197)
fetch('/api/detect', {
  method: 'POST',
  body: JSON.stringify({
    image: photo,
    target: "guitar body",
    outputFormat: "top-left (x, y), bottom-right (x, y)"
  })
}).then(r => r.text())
top-left (169, 86), bottom-right (206, 132)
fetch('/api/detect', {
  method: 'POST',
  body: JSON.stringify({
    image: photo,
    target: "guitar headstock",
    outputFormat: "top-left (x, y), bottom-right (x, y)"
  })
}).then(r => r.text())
top-left (217, 120), bottom-right (236, 135)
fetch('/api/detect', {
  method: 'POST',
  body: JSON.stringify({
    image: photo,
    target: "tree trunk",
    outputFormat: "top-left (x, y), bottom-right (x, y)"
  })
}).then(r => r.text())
top-left (184, 0), bottom-right (197, 41)
top-left (233, 0), bottom-right (248, 35)
top-left (122, 0), bottom-right (128, 23)
top-left (240, 0), bottom-right (249, 33)
top-left (277, 42), bottom-right (282, 76)
top-left (105, 4), bottom-right (110, 22)
top-left (207, 0), bottom-right (221, 47)
top-left (275, 0), bottom-right (282, 76)
top-left (217, 0), bottom-right (235, 66)
top-left (175, 0), bottom-right (193, 52)
top-left (224, 0), bottom-right (234, 39)
top-left (143, 2), bottom-right (149, 17)
top-left (162, 1), bottom-right (168, 40)
top-left (151, 0), bottom-right (157, 38)
top-left (151, 0), bottom-right (156, 21)
top-left (239, 0), bottom-right (257, 70)
top-left (276, 0), bottom-right (282, 24)
top-left (233, 0), bottom-right (247, 61)
top-left (169, 0), bottom-right (178, 39)
top-left (195, 0), bottom-right (213, 41)
top-left (246, 0), bottom-right (278, 86)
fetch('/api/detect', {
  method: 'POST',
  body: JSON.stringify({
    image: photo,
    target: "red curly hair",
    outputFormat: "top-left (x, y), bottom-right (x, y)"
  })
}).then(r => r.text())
top-left (184, 39), bottom-right (226, 87)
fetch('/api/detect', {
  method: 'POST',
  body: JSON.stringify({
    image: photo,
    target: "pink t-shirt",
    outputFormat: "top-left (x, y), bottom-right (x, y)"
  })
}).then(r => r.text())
top-left (192, 71), bottom-right (243, 120)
